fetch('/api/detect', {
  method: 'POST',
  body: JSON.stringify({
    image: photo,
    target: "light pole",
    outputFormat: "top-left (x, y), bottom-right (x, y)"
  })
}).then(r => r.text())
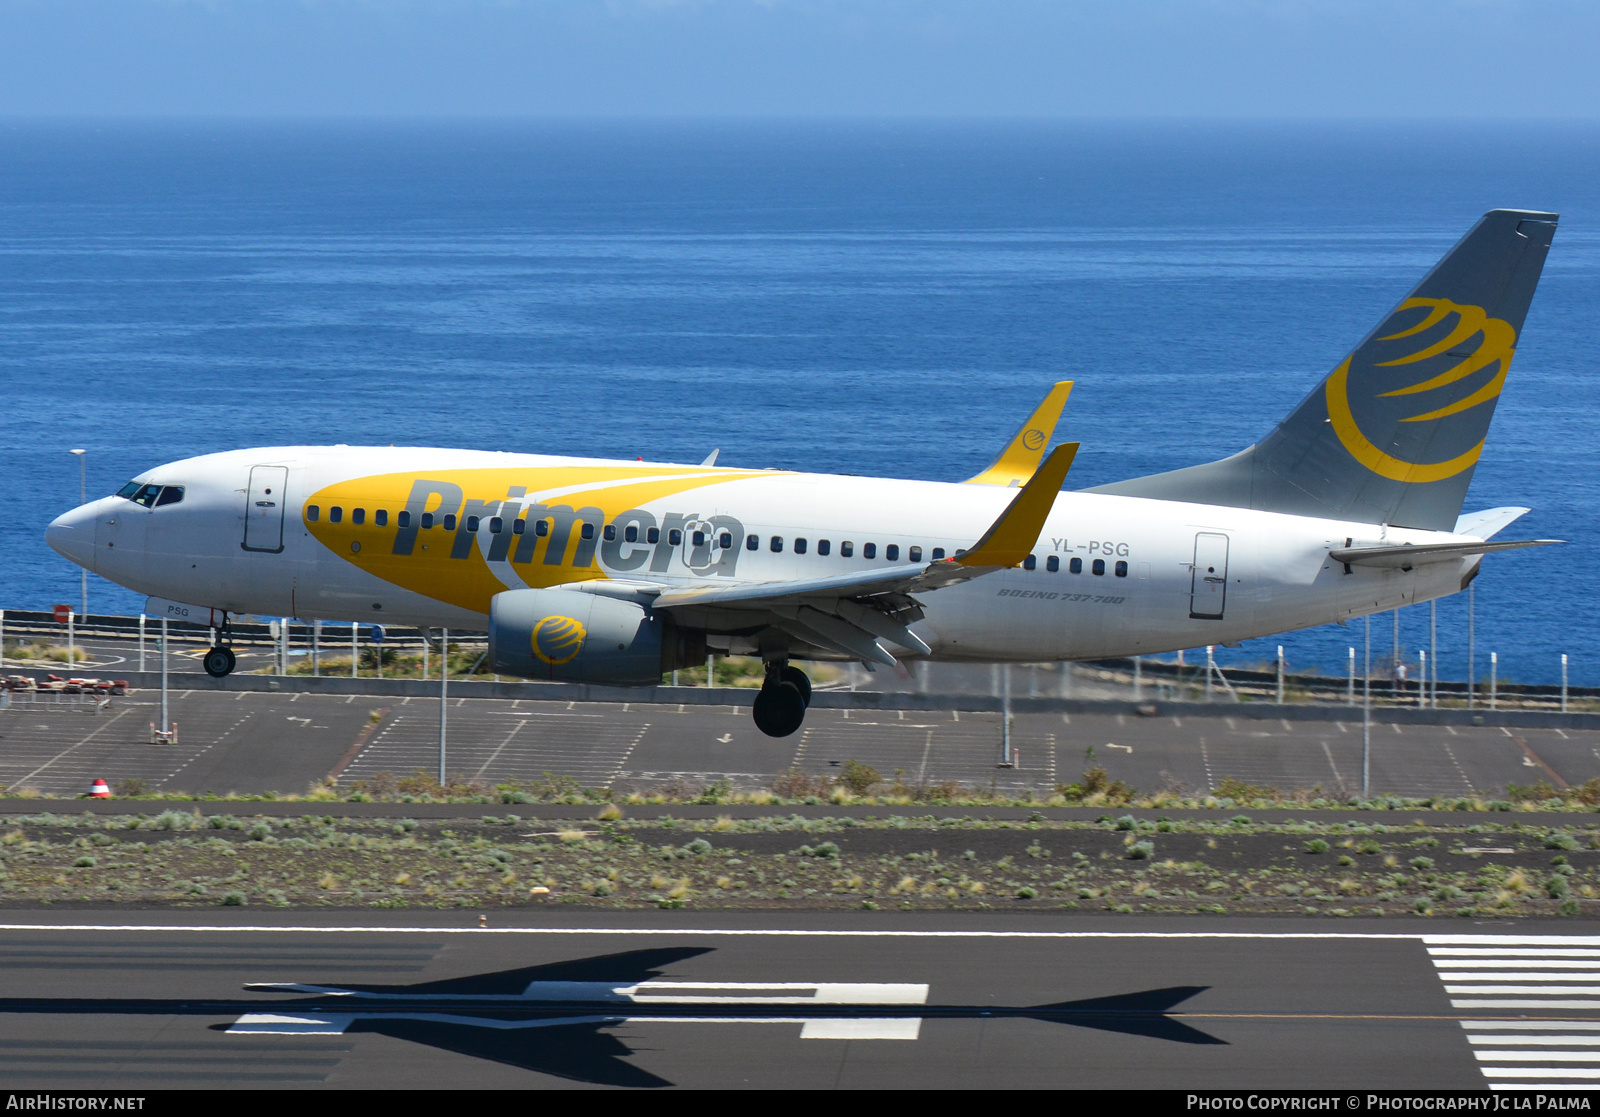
top-left (68, 449), bottom-right (86, 618)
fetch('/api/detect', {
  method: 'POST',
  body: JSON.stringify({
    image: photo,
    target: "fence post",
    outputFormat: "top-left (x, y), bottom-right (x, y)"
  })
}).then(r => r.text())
top-left (1562, 654), bottom-right (1569, 714)
top-left (0, 608), bottom-right (5, 669)
top-left (1347, 647), bottom-right (1356, 706)
top-left (1362, 615), bottom-right (1371, 797)
top-left (138, 614), bottom-right (145, 672)
top-left (67, 610), bottom-right (75, 671)
top-left (1467, 583), bottom-right (1476, 710)
top-left (1418, 649), bottom-right (1426, 710)
top-left (1429, 599), bottom-right (1437, 710)
top-left (313, 619), bottom-right (321, 677)
top-left (1205, 646), bottom-right (1214, 703)
top-left (1489, 652), bottom-right (1498, 711)
top-left (351, 623), bottom-right (358, 678)
top-left (1276, 645), bottom-right (1284, 705)
top-left (438, 627), bottom-right (449, 786)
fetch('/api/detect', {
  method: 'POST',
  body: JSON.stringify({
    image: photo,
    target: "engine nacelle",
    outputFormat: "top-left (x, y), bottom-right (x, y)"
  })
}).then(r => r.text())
top-left (489, 587), bottom-right (701, 686)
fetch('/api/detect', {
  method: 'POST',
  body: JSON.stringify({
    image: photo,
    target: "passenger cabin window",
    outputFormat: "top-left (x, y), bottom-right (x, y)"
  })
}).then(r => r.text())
top-left (909, 546), bottom-right (922, 562)
top-left (306, 505), bottom-right (320, 522)
top-left (719, 531), bottom-right (733, 549)
top-left (624, 525), bottom-right (638, 543)
top-left (489, 517), bottom-right (502, 534)
top-left (841, 541), bottom-right (854, 558)
top-left (464, 515), bottom-right (478, 532)
top-left (580, 523), bottom-right (595, 540)
top-left (668, 528), bottom-right (681, 545)
top-left (442, 514), bottom-right (457, 531)
top-left (352, 508), bottom-right (366, 525)
top-left (420, 512), bottom-right (434, 529)
top-left (1069, 557), bottom-right (1082, 574)
top-left (885, 544), bottom-right (899, 561)
top-left (603, 524), bottom-right (616, 542)
top-left (375, 510), bottom-right (388, 527)
top-left (692, 530), bottom-right (705, 547)
top-left (398, 510), bottom-right (411, 528)
top-left (329, 507), bottom-right (343, 524)
top-left (512, 518), bottom-right (524, 535)
top-left (1046, 555), bottom-right (1059, 573)
top-left (647, 527), bottom-right (661, 544)
top-left (745, 534), bottom-right (758, 551)
top-left (794, 538), bottom-right (807, 554)
top-left (818, 539), bottom-right (831, 556)
top-left (1115, 560), bottom-right (1129, 577)
top-left (1092, 558), bottom-right (1106, 575)
top-left (863, 543), bottom-right (877, 559)
top-left (770, 536), bottom-right (783, 553)
top-left (1023, 554), bottom-right (1036, 570)
top-left (535, 519), bottom-right (549, 537)
top-left (155, 486), bottom-right (184, 507)
top-left (932, 547), bottom-right (945, 560)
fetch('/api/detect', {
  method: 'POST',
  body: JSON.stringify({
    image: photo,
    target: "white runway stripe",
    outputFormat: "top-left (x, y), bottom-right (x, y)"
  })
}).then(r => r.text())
top-left (1425, 936), bottom-right (1600, 1090)
top-left (1453, 1000), bottom-right (1600, 1009)
top-left (1446, 985), bottom-right (1600, 995)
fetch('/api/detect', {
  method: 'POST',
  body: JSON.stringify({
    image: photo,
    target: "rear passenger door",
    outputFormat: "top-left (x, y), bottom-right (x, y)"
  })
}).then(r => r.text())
top-left (1189, 532), bottom-right (1229, 619)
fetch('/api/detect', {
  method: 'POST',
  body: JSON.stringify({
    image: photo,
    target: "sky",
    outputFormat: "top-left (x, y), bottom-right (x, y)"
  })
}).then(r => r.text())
top-left (0, 0), bottom-right (1596, 118)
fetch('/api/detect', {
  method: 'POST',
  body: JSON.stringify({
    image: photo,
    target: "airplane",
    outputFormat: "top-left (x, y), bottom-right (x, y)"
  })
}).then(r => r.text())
top-left (46, 209), bottom-right (1562, 738)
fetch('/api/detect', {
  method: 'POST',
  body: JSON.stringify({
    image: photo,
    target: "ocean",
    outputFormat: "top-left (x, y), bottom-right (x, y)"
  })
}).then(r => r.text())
top-left (1, 119), bottom-right (1595, 684)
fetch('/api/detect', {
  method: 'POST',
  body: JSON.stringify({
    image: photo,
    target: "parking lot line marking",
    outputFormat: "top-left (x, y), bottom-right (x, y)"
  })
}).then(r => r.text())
top-left (11, 708), bottom-right (131, 788)
top-left (474, 720), bottom-right (527, 779)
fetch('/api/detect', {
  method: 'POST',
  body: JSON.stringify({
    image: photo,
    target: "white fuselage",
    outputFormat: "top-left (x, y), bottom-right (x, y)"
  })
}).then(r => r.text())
top-left (48, 446), bottom-right (1477, 662)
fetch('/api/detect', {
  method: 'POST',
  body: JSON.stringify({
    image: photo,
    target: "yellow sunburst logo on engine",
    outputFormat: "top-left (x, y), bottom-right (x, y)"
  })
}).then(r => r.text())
top-left (531, 616), bottom-right (585, 665)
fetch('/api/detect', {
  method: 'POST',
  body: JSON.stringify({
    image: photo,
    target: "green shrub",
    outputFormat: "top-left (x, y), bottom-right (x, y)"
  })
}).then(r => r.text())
top-left (1305, 839), bottom-right (1330, 854)
top-left (1127, 841), bottom-right (1154, 860)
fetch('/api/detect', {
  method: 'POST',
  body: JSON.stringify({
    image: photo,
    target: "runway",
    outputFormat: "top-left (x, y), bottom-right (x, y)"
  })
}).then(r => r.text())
top-left (1, 686), bottom-right (1594, 798)
top-left (0, 914), bottom-right (1596, 1088)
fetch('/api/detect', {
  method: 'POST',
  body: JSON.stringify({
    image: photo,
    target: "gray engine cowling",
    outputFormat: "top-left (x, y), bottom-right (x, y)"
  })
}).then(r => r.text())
top-left (489, 587), bottom-right (701, 686)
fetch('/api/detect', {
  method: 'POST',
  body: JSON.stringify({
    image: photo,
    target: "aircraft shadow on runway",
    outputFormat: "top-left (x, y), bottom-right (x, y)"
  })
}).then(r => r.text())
top-left (1, 946), bottom-right (1224, 1088)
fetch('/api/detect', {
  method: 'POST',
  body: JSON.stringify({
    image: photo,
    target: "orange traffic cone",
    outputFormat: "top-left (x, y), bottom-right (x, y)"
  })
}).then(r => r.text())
top-left (88, 779), bottom-right (111, 799)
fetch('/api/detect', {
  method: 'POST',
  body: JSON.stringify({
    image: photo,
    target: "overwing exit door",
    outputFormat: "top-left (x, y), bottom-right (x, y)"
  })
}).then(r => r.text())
top-left (243, 465), bottom-right (289, 553)
top-left (1189, 532), bottom-right (1229, 619)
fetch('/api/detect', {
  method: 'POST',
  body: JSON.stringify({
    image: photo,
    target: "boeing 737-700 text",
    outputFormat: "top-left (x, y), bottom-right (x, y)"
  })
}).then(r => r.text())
top-left (47, 210), bottom-right (1563, 737)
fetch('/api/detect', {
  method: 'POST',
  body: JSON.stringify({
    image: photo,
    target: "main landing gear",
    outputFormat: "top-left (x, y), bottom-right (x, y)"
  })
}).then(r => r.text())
top-left (203, 613), bottom-right (237, 678)
top-left (752, 659), bottom-right (811, 738)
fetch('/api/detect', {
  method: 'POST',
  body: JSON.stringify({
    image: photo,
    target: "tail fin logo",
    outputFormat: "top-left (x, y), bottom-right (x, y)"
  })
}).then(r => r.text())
top-left (1021, 428), bottom-right (1047, 451)
top-left (1325, 297), bottom-right (1516, 484)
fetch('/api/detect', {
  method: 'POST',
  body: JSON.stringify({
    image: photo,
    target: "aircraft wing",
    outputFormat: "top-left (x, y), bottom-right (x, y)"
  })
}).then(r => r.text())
top-left (651, 444), bottom-right (1078, 665)
top-left (1329, 538), bottom-right (1561, 569)
top-left (964, 381), bottom-right (1073, 486)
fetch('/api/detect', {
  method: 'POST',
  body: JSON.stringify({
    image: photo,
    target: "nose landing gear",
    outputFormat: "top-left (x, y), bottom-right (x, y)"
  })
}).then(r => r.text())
top-left (203, 613), bottom-right (237, 678)
top-left (752, 659), bottom-right (810, 738)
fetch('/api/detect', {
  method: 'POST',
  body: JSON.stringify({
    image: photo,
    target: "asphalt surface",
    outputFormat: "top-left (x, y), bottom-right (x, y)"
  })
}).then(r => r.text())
top-left (1, 687), bottom-right (1596, 798)
top-left (0, 912), bottom-right (1594, 1088)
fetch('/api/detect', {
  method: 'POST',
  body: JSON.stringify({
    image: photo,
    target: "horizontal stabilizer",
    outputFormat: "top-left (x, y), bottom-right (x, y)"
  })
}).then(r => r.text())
top-left (1453, 506), bottom-right (1529, 539)
top-left (1329, 538), bottom-right (1560, 569)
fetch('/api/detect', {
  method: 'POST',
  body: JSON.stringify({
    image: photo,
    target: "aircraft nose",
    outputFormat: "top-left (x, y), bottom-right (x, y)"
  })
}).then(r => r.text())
top-left (46, 503), bottom-right (98, 573)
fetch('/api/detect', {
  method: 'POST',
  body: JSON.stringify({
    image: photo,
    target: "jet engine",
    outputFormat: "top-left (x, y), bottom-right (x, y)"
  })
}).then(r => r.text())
top-left (489, 587), bottom-right (702, 687)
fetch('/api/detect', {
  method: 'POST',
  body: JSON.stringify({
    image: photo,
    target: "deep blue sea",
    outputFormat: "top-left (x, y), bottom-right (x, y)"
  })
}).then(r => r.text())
top-left (1, 120), bottom-right (1596, 684)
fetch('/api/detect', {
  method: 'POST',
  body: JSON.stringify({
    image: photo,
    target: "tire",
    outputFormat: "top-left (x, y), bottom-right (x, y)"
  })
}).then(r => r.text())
top-left (752, 681), bottom-right (806, 738)
top-left (203, 647), bottom-right (235, 678)
top-left (780, 665), bottom-right (812, 706)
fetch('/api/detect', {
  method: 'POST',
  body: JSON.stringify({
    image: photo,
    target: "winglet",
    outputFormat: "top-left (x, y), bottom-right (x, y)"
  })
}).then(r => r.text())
top-left (965, 381), bottom-right (1073, 486)
top-left (955, 442), bottom-right (1078, 568)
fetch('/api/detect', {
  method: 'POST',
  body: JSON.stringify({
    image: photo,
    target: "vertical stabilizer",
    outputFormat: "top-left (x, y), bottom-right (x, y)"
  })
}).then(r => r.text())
top-left (1089, 210), bottom-right (1557, 530)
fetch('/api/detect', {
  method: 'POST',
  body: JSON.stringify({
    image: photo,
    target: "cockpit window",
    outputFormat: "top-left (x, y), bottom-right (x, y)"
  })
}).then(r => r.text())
top-left (117, 482), bottom-right (183, 508)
